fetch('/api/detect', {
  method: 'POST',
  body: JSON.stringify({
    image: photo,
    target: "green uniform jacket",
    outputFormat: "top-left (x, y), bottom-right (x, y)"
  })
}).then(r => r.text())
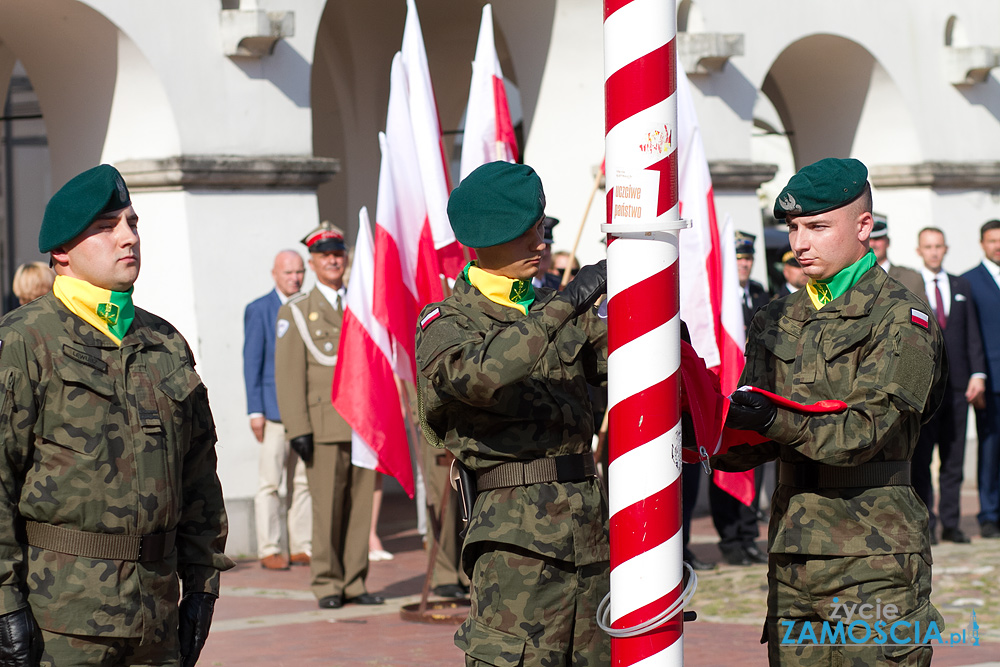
top-left (274, 287), bottom-right (352, 443)
top-left (416, 277), bottom-right (609, 569)
top-left (716, 267), bottom-right (947, 557)
top-left (0, 293), bottom-right (232, 642)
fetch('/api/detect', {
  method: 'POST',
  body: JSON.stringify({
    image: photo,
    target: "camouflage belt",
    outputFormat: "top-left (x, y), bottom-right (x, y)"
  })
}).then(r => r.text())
top-left (778, 461), bottom-right (910, 489)
top-left (476, 454), bottom-right (597, 491)
top-left (25, 521), bottom-right (177, 562)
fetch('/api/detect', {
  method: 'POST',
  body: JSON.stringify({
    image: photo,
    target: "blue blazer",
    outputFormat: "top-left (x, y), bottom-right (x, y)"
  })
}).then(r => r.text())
top-left (243, 289), bottom-right (282, 422)
top-left (962, 263), bottom-right (1000, 394)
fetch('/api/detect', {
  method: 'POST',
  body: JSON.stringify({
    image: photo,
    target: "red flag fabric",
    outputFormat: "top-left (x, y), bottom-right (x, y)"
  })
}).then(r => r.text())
top-left (331, 207), bottom-right (414, 498)
top-left (459, 3), bottom-right (518, 180)
top-left (401, 0), bottom-right (467, 280)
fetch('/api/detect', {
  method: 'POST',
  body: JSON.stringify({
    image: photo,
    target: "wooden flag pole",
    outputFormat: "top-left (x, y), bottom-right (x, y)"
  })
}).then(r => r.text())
top-left (561, 166), bottom-right (605, 288)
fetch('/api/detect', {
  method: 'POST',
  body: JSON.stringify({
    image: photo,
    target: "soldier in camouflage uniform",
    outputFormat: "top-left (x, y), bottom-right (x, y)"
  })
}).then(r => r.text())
top-left (0, 165), bottom-right (233, 666)
top-left (416, 162), bottom-right (610, 666)
top-left (716, 158), bottom-right (947, 666)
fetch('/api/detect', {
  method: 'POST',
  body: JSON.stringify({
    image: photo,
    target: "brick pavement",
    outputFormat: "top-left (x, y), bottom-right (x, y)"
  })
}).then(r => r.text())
top-left (199, 489), bottom-right (999, 666)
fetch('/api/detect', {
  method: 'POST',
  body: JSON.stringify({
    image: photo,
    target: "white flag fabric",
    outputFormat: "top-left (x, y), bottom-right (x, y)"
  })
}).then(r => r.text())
top-left (459, 3), bottom-right (518, 181)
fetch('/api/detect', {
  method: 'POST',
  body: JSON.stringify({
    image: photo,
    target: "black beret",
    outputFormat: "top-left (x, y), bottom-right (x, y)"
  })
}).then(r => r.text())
top-left (39, 164), bottom-right (131, 253)
top-left (448, 162), bottom-right (546, 248)
top-left (773, 158), bottom-right (868, 220)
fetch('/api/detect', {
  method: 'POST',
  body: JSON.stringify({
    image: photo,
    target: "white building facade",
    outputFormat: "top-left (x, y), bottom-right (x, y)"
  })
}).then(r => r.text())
top-left (2, 0), bottom-right (999, 555)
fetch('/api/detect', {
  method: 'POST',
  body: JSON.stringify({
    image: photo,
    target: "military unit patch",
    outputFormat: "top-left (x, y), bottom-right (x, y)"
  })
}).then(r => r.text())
top-left (910, 309), bottom-right (929, 329)
top-left (277, 319), bottom-right (290, 338)
top-left (420, 308), bottom-right (442, 330)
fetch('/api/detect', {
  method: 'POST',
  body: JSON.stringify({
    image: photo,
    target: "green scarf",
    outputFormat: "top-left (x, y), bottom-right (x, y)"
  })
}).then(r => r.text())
top-left (805, 250), bottom-right (877, 309)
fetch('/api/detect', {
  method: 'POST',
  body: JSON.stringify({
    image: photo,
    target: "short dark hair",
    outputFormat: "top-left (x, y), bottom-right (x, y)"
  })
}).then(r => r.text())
top-left (918, 226), bottom-right (945, 242)
top-left (981, 219), bottom-right (1000, 241)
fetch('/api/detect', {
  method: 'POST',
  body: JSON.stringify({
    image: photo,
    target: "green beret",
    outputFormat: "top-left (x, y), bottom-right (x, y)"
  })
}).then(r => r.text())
top-left (39, 164), bottom-right (131, 253)
top-left (773, 158), bottom-right (867, 219)
top-left (448, 162), bottom-right (545, 248)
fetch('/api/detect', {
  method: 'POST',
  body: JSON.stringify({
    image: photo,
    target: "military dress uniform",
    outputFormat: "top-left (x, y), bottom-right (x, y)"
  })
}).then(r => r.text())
top-left (717, 159), bottom-right (948, 666)
top-left (0, 294), bottom-right (232, 664)
top-left (417, 161), bottom-right (610, 667)
top-left (274, 284), bottom-right (376, 603)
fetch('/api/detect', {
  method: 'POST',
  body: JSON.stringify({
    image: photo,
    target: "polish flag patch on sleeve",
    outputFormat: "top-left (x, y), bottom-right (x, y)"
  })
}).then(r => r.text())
top-left (910, 309), bottom-right (929, 328)
top-left (420, 308), bottom-right (442, 330)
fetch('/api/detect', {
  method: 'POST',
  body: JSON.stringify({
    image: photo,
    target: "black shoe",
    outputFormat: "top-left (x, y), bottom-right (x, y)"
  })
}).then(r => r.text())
top-left (318, 595), bottom-right (343, 609)
top-left (683, 549), bottom-right (716, 571)
top-left (347, 592), bottom-right (385, 605)
top-left (981, 521), bottom-right (1000, 539)
top-left (941, 527), bottom-right (970, 544)
top-left (433, 584), bottom-right (469, 598)
top-left (720, 546), bottom-right (752, 566)
top-left (743, 543), bottom-right (768, 564)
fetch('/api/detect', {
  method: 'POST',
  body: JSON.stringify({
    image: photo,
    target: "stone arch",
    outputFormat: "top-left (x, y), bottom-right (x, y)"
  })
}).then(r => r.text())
top-left (758, 34), bottom-right (921, 170)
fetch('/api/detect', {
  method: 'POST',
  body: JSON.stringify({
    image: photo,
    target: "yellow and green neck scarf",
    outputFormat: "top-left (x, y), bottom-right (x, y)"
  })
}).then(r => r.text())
top-left (462, 262), bottom-right (535, 315)
top-left (53, 275), bottom-right (135, 345)
top-left (805, 250), bottom-right (877, 309)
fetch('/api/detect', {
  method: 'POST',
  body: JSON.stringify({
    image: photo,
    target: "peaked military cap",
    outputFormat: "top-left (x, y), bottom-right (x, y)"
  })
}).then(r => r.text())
top-left (773, 157), bottom-right (868, 219)
top-left (301, 221), bottom-right (347, 253)
top-left (782, 250), bottom-right (799, 266)
top-left (870, 212), bottom-right (889, 239)
top-left (542, 216), bottom-right (559, 245)
top-left (39, 164), bottom-right (132, 253)
top-left (448, 161), bottom-right (546, 248)
top-left (735, 231), bottom-right (756, 258)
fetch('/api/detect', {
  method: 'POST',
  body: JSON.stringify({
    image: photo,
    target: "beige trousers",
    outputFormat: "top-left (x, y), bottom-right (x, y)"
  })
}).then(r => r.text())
top-left (255, 419), bottom-right (312, 558)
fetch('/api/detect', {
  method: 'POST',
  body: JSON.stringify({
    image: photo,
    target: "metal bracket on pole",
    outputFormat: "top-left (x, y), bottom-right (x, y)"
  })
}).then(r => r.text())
top-left (601, 218), bottom-right (692, 235)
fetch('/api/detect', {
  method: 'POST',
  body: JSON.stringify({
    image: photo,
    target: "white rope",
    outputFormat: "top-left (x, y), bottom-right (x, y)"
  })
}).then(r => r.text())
top-left (597, 561), bottom-right (698, 638)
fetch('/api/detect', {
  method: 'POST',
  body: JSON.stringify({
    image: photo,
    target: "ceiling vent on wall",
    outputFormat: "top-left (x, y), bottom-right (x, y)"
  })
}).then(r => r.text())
top-left (220, 9), bottom-right (295, 58)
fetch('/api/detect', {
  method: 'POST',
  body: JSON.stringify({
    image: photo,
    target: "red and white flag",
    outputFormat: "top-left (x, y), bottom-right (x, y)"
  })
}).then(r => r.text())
top-left (459, 3), bottom-right (518, 181)
top-left (331, 207), bottom-right (414, 498)
top-left (401, 0), bottom-right (467, 280)
top-left (677, 67), bottom-right (755, 505)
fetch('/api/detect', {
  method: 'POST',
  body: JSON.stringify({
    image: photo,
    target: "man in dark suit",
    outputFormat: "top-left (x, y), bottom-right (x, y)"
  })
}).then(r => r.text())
top-left (913, 228), bottom-right (986, 543)
top-left (244, 250), bottom-right (312, 569)
top-left (962, 219), bottom-right (1000, 539)
top-left (709, 231), bottom-right (770, 566)
top-left (870, 214), bottom-right (925, 296)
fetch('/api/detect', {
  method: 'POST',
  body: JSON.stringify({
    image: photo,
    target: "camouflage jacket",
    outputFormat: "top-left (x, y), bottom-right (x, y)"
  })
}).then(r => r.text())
top-left (416, 277), bottom-right (609, 568)
top-left (0, 293), bottom-right (232, 641)
top-left (716, 267), bottom-right (947, 557)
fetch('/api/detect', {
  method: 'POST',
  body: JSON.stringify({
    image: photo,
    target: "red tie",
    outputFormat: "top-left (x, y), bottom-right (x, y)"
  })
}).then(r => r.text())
top-left (934, 277), bottom-right (947, 330)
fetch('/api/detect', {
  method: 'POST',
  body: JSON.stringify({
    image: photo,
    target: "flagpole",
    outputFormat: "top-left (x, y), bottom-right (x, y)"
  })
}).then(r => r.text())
top-left (602, 0), bottom-right (690, 665)
top-left (561, 164), bottom-right (605, 289)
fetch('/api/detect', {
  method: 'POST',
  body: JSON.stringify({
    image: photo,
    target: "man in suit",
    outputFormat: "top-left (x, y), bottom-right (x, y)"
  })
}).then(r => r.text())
top-left (709, 231), bottom-right (770, 566)
top-left (962, 219), bottom-right (1000, 539)
top-left (774, 250), bottom-right (807, 298)
top-left (870, 214), bottom-right (925, 296)
top-left (275, 222), bottom-right (383, 607)
top-left (244, 250), bottom-right (311, 570)
top-left (913, 228), bottom-right (986, 543)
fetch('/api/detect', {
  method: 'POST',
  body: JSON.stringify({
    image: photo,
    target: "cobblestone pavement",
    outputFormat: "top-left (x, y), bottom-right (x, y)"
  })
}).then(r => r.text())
top-left (199, 488), bottom-right (998, 666)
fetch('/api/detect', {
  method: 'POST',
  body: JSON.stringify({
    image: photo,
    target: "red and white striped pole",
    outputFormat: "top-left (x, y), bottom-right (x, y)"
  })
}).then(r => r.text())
top-left (602, 0), bottom-right (688, 665)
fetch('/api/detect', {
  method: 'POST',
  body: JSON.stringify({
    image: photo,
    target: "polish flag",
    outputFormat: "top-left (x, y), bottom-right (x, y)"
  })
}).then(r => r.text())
top-left (459, 3), bottom-right (518, 181)
top-left (331, 207), bottom-right (414, 498)
top-left (401, 0), bottom-right (468, 281)
top-left (677, 66), bottom-right (754, 505)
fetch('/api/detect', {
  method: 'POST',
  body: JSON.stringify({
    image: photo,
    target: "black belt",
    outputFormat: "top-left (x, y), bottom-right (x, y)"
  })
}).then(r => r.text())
top-left (25, 521), bottom-right (177, 562)
top-left (779, 461), bottom-right (911, 489)
top-left (476, 454), bottom-right (597, 491)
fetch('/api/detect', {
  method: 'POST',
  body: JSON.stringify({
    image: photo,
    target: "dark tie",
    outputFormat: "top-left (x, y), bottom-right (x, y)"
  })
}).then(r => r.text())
top-left (933, 277), bottom-right (947, 330)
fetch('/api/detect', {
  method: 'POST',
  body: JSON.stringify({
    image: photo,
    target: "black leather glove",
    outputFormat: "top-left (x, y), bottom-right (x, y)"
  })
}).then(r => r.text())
top-left (289, 434), bottom-right (314, 466)
top-left (725, 390), bottom-right (777, 433)
top-left (179, 592), bottom-right (217, 667)
top-left (0, 606), bottom-right (42, 667)
top-left (559, 260), bottom-right (607, 316)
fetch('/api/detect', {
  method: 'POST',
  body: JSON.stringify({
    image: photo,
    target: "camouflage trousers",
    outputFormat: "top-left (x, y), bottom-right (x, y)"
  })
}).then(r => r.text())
top-left (455, 544), bottom-right (610, 666)
top-left (764, 552), bottom-right (942, 666)
top-left (40, 627), bottom-right (179, 666)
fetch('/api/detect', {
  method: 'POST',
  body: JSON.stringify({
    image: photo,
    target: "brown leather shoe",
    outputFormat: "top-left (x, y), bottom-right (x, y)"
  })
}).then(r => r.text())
top-left (260, 554), bottom-right (290, 570)
top-left (289, 552), bottom-right (311, 566)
